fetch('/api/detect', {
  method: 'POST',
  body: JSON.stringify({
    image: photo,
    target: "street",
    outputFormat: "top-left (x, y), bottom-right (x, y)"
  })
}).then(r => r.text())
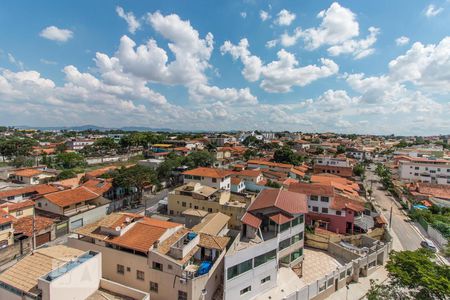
top-left (365, 167), bottom-right (423, 250)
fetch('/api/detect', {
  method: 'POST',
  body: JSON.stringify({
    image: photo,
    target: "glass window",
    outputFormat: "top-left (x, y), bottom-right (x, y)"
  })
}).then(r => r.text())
top-left (322, 207), bottom-right (328, 214)
top-left (310, 195), bottom-right (318, 201)
top-left (254, 250), bottom-right (276, 267)
top-left (117, 264), bottom-right (124, 274)
top-left (227, 259), bottom-right (252, 280)
top-left (321, 196), bottom-right (329, 202)
top-left (292, 232), bottom-right (303, 243)
top-left (150, 282), bottom-right (158, 293)
top-left (152, 262), bottom-right (163, 272)
top-left (312, 206), bottom-right (319, 212)
top-left (261, 276), bottom-right (271, 284)
top-left (279, 238), bottom-right (291, 250)
top-left (280, 254), bottom-right (290, 264)
top-left (178, 291), bottom-right (188, 300)
top-left (240, 286), bottom-right (251, 295)
top-left (136, 270), bottom-right (144, 281)
top-left (290, 248), bottom-right (303, 262)
top-left (280, 222), bottom-right (290, 232)
top-left (336, 210), bottom-right (342, 216)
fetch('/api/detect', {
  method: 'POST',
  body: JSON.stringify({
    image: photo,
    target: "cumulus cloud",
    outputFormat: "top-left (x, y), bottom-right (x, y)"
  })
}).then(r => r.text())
top-left (327, 27), bottom-right (380, 59)
top-left (425, 4), bottom-right (443, 17)
top-left (240, 12), bottom-right (247, 19)
top-left (395, 36), bottom-right (410, 46)
top-left (221, 39), bottom-right (339, 92)
top-left (274, 9), bottom-right (296, 26)
top-left (116, 6), bottom-right (141, 34)
top-left (260, 10), bottom-right (270, 21)
top-left (39, 26), bottom-right (73, 42)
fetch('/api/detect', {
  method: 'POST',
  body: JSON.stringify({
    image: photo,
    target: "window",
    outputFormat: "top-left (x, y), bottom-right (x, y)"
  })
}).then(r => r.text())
top-left (150, 282), bottom-right (158, 293)
top-left (136, 270), bottom-right (144, 280)
top-left (212, 178), bottom-right (217, 183)
top-left (152, 262), bottom-right (163, 272)
top-left (292, 215), bottom-right (301, 226)
top-left (279, 238), bottom-right (291, 250)
top-left (7, 196), bottom-right (14, 201)
top-left (261, 276), bottom-right (271, 284)
top-left (292, 232), bottom-right (303, 243)
top-left (280, 222), bottom-right (290, 232)
top-left (208, 208), bottom-right (212, 213)
top-left (194, 205), bottom-right (198, 209)
top-left (415, 167), bottom-right (419, 170)
top-left (117, 264), bottom-right (124, 274)
top-left (181, 202), bottom-right (186, 207)
top-left (321, 207), bottom-right (328, 214)
top-left (310, 195), bottom-right (318, 201)
top-left (280, 254), bottom-right (290, 264)
top-left (168, 264), bottom-right (173, 270)
top-left (15, 210), bottom-right (23, 216)
top-left (227, 259), bottom-right (252, 280)
top-left (312, 206), bottom-right (319, 212)
top-left (178, 291), bottom-right (188, 300)
top-left (336, 210), bottom-right (342, 216)
top-left (240, 286), bottom-right (251, 295)
top-left (38, 202), bottom-right (42, 208)
top-left (290, 248), bottom-right (303, 262)
top-left (320, 196), bottom-right (329, 203)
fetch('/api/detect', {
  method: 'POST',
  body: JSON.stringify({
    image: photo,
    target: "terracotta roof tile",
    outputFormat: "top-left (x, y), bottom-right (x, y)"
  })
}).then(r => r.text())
top-left (269, 213), bottom-right (294, 225)
top-left (248, 189), bottom-right (308, 215)
top-left (0, 200), bottom-right (34, 211)
top-left (14, 215), bottom-right (54, 236)
top-left (43, 186), bottom-right (99, 207)
top-left (241, 212), bottom-right (262, 228)
top-left (12, 169), bottom-right (43, 177)
top-left (0, 184), bottom-right (59, 199)
top-left (183, 167), bottom-right (233, 178)
top-left (289, 182), bottom-right (335, 197)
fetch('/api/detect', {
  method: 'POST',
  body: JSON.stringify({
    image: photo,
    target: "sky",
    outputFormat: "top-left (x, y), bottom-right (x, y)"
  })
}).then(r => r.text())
top-left (0, 0), bottom-right (449, 135)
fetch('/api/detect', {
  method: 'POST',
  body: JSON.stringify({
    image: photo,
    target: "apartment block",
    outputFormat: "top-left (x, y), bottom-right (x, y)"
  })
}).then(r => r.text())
top-left (182, 167), bottom-right (232, 190)
top-left (397, 156), bottom-right (450, 185)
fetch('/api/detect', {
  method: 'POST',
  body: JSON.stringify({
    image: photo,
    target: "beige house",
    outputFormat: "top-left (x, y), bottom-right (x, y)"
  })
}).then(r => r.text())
top-left (0, 200), bottom-right (35, 219)
top-left (0, 245), bottom-right (149, 300)
top-left (168, 182), bottom-right (254, 229)
top-left (68, 213), bottom-right (229, 300)
top-left (10, 168), bottom-right (54, 185)
top-left (0, 212), bottom-right (14, 248)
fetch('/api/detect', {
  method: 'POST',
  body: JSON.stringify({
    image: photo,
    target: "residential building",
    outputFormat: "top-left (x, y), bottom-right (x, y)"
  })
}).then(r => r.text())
top-left (289, 182), bottom-right (367, 234)
top-left (313, 157), bottom-right (354, 177)
top-left (0, 211), bottom-right (14, 249)
top-left (168, 182), bottom-right (253, 229)
top-left (65, 138), bottom-right (95, 150)
top-left (397, 156), bottom-right (450, 185)
top-left (0, 200), bottom-right (35, 219)
top-left (182, 167), bottom-right (232, 190)
top-left (9, 168), bottom-right (55, 185)
top-left (231, 177), bottom-right (245, 193)
top-left (0, 245), bottom-right (149, 300)
top-left (68, 213), bottom-right (228, 300)
top-left (224, 189), bottom-right (307, 300)
top-left (232, 169), bottom-right (267, 192)
top-left (35, 186), bottom-right (111, 230)
top-left (13, 215), bottom-right (56, 247)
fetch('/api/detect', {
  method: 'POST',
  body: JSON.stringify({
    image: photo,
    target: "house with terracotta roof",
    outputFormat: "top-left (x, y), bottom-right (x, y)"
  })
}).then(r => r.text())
top-left (230, 177), bottom-right (245, 193)
top-left (397, 155), bottom-right (450, 185)
top-left (224, 189), bottom-right (307, 300)
top-left (0, 209), bottom-right (14, 249)
top-left (0, 184), bottom-right (59, 203)
top-left (313, 157), bottom-right (354, 178)
top-left (289, 182), bottom-right (368, 234)
top-left (232, 169), bottom-right (267, 192)
top-left (0, 200), bottom-right (34, 219)
top-left (13, 215), bottom-right (56, 247)
top-left (247, 160), bottom-right (293, 173)
top-left (182, 167), bottom-right (233, 190)
top-left (9, 168), bottom-right (55, 185)
top-left (68, 213), bottom-right (227, 300)
top-left (35, 186), bottom-right (111, 231)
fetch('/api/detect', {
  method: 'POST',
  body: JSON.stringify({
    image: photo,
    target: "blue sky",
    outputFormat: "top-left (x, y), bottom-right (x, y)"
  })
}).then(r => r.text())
top-left (0, 1), bottom-right (449, 135)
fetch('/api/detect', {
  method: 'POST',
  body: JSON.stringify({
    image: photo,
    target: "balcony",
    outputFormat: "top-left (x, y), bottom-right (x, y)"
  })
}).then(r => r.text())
top-left (63, 204), bottom-right (96, 216)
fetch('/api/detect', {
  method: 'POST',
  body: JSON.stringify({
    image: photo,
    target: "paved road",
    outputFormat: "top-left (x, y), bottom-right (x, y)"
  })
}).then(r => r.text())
top-left (365, 167), bottom-right (423, 251)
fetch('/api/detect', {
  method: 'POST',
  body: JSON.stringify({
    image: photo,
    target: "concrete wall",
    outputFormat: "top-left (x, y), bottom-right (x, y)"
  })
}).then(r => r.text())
top-left (68, 203), bottom-right (109, 231)
top-left (0, 238), bottom-right (31, 265)
top-left (38, 252), bottom-right (102, 300)
top-left (99, 279), bottom-right (149, 300)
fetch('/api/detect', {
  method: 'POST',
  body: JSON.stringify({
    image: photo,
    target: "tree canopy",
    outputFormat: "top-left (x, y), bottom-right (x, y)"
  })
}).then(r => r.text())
top-left (273, 146), bottom-right (304, 165)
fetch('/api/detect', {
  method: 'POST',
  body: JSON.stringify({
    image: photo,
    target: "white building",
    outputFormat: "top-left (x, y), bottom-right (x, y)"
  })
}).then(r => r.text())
top-left (398, 156), bottom-right (450, 185)
top-left (182, 167), bottom-right (232, 190)
top-left (224, 189), bottom-right (307, 300)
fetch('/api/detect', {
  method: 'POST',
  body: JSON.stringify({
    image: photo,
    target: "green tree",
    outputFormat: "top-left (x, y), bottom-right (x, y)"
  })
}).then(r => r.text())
top-left (55, 143), bottom-right (68, 154)
top-left (111, 165), bottom-right (158, 201)
top-left (56, 169), bottom-right (77, 180)
top-left (353, 163), bottom-right (366, 177)
top-left (336, 145), bottom-right (346, 154)
top-left (273, 146), bottom-right (304, 165)
top-left (55, 152), bottom-right (85, 169)
top-left (368, 249), bottom-right (450, 300)
top-left (265, 180), bottom-right (281, 188)
top-left (184, 151), bottom-right (215, 168)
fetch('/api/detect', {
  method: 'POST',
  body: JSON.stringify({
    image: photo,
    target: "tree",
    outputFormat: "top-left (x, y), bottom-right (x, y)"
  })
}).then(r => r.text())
top-left (111, 165), bottom-right (158, 201)
top-left (55, 143), bottom-right (68, 154)
top-left (243, 149), bottom-right (258, 161)
top-left (265, 180), bottom-right (281, 188)
top-left (273, 146), bottom-right (304, 165)
top-left (368, 249), bottom-right (450, 300)
top-left (336, 145), bottom-right (346, 154)
top-left (55, 152), bottom-right (85, 169)
top-left (242, 136), bottom-right (260, 147)
top-left (184, 151), bottom-right (215, 168)
top-left (56, 169), bottom-right (77, 180)
top-left (353, 163), bottom-right (366, 177)
top-left (12, 156), bottom-right (34, 168)
top-left (0, 137), bottom-right (36, 160)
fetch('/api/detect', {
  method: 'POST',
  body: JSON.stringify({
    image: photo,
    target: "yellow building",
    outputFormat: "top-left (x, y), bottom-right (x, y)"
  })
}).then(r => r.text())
top-left (0, 200), bottom-right (35, 219)
top-left (0, 211), bottom-right (15, 248)
top-left (168, 182), bottom-right (254, 229)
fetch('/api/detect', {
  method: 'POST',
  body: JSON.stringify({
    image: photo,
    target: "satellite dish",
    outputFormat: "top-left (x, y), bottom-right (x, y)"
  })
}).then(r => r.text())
top-left (125, 217), bottom-right (131, 223)
top-left (115, 226), bottom-right (121, 232)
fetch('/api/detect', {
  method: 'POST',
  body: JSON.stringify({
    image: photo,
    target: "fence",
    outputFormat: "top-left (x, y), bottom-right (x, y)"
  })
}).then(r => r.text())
top-left (414, 214), bottom-right (448, 248)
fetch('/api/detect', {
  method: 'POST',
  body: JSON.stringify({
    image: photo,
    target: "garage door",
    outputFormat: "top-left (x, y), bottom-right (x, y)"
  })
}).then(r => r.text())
top-left (70, 218), bottom-right (83, 229)
top-left (36, 232), bottom-right (51, 247)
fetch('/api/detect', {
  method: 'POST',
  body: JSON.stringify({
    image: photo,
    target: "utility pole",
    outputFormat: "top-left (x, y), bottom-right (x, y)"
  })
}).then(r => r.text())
top-left (389, 205), bottom-right (393, 230)
top-left (32, 206), bottom-right (36, 252)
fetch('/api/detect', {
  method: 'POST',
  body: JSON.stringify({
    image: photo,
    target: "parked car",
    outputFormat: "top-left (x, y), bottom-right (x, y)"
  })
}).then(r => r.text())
top-left (420, 239), bottom-right (437, 252)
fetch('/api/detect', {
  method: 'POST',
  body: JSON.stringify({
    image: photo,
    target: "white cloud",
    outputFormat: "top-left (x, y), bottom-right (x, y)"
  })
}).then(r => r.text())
top-left (301, 2), bottom-right (359, 50)
top-left (39, 26), bottom-right (73, 42)
top-left (327, 27), bottom-right (380, 59)
top-left (266, 39), bottom-right (278, 48)
top-left (388, 37), bottom-right (450, 92)
top-left (240, 12), bottom-right (247, 19)
top-left (220, 39), bottom-right (262, 82)
top-left (425, 4), bottom-right (443, 17)
top-left (189, 84), bottom-right (258, 105)
top-left (221, 39), bottom-right (339, 92)
top-left (395, 36), bottom-right (410, 46)
top-left (116, 6), bottom-right (141, 34)
top-left (280, 28), bottom-right (302, 47)
top-left (274, 9), bottom-right (296, 26)
top-left (259, 10), bottom-right (270, 21)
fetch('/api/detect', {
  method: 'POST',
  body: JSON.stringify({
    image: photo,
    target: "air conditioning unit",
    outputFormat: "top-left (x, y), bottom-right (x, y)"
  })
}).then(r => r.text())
top-left (179, 278), bottom-right (187, 284)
